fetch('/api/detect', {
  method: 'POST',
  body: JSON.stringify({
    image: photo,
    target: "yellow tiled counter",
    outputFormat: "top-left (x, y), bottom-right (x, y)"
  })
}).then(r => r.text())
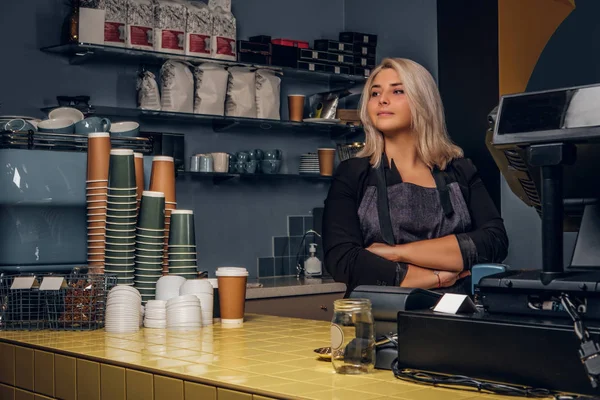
top-left (0, 315), bottom-right (535, 400)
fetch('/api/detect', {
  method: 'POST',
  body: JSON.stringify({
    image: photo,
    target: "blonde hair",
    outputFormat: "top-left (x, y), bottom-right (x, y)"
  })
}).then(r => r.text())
top-left (357, 58), bottom-right (463, 170)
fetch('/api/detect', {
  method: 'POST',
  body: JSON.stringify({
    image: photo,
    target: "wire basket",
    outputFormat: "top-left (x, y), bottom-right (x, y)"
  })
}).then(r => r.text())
top-left (337, 142), bottom-right (365, 162)
top-left (0, 274), bottom-right (48, 331)
top-left (46, 274), bottom-right (117, 331)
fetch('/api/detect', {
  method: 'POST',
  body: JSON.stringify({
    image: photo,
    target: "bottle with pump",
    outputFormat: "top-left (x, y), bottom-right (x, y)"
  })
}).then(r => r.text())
top-left (304, 243), bottom-right (322, 277)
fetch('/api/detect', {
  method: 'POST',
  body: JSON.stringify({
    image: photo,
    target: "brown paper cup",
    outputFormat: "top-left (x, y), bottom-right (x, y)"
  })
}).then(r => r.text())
top-left (288, 95), bottom-right (305, 122)
top-left (135, 153), bottom-right (145, 202)
top-left (318, 148), bottom-right (336, 176)
top-left (87, 133), bottom-right (111, 181)
top-left (216, 267), bottom-right (249, 328)
top-left (149, 156), bottom-right (176, 203)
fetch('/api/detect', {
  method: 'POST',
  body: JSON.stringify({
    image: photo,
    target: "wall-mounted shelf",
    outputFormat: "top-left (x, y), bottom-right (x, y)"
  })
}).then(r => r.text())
top-left (41, 105), bottom-right (362, 139)
top-left (41, 42), bottom-right (367, 84)
top-left (180, 171), bottom-right (332, 184)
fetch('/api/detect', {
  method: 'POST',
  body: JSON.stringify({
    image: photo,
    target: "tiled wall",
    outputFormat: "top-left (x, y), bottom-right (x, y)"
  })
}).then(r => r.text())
top-left (257, 215), bottom-right (325, 278)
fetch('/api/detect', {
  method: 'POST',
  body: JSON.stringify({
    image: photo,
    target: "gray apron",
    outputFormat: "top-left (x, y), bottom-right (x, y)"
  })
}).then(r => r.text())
top-left (357, 160), bottom-right (473, 293)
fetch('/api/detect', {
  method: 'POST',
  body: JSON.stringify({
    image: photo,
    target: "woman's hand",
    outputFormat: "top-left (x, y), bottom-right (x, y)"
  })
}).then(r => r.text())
top-left (366, 243), bottom-right (400, 262)
top-left (437, 270), bottom-right (471, 287)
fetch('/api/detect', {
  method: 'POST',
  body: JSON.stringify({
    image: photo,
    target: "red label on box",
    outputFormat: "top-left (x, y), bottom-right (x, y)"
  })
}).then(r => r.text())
top-left (130, 26), bottom-right (153, 47)
top-left (216, 36), bottom-right (236, 56)
top-left (161, 29), bottom-right (184, 51)
top-left (189, 34), bottom-right (210, 54)
top-left (105, 22), bottom-right (125, 43)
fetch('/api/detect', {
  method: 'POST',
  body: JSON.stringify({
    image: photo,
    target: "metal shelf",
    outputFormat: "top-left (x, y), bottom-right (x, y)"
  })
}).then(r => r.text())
top-left (180, 171), bottom-right (332, 184)
top-left (41, 105), bottom-right (362, 139)
top-left (41, 42), bottom-right (368, 84)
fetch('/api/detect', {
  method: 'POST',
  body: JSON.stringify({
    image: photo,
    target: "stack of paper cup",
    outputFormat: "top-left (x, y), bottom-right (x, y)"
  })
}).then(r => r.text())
top-left (105, 285), bottom-right (142, 333)
top-left (105, 149), bottom-right (137, 286)
top-left (144, 300), bottom-right (167, 329)
top-left (134, 191), bottom-right (166, 303)
top-left (179, 279), bottom-right (213, 326)
top-left (87, 132), bottom-right (111, 273)
top-left (168, 210), bottom-right (198, 279)
top-left (216, 267), bottom-right (249, 328)
top-left (166, 295), bottom-right (202, 330)
top-left (149, 156), bottom-right (176, 274)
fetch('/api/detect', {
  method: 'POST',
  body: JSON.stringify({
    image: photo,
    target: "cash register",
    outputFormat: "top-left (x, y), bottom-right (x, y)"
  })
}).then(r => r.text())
top-left (355, 83), bottom-right (600, 396)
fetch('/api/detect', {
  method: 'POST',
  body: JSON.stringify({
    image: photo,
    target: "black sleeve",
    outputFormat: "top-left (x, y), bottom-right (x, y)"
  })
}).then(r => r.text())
top-left (454, 159), bottom-right (509, 268)
top-left (323, 160), bottom-right (407, 291)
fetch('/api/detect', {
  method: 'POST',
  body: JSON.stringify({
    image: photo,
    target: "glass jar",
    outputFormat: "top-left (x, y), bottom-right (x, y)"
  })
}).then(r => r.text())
top-left (330, 298), bottom-right (375, 374)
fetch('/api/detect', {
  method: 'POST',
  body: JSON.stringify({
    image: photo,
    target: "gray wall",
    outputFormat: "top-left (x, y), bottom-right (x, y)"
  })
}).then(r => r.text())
top-left (0, 0), bottom-right (443, 279)
top-left (343, 0), bottom-right (438, 80)
top-left (501, 0), bottom-right (600, 269)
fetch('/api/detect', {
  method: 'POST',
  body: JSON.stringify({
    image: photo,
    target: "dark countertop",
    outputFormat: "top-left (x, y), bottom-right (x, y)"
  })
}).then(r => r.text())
top-left (245, 276), bottom-right (346, 299)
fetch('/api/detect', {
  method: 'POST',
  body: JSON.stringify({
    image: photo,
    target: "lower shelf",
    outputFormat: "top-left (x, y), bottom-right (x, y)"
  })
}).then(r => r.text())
top-left (179, 171), bottom-right (333, 183)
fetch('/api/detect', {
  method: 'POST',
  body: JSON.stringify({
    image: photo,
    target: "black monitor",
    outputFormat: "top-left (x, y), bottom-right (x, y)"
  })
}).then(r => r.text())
top-left (488, 83), bottom-right (600, 273)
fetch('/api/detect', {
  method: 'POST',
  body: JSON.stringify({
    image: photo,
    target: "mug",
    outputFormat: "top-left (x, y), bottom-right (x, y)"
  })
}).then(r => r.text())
top-left (75, 117), bottom-right (111, 134)
top-left (37, 118), bottom-right (75, 134)
top-left (1, 119), bottom-right (37, 132)
top-left (110, 121), bottom-right (140, 137)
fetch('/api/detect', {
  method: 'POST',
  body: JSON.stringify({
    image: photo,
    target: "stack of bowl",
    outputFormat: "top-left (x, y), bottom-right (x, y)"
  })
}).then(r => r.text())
top-left (105, 285), bottom-right (142, 333)
top-left (104, 149), bottom-right (137, 286)
top-left (87, 132), bottom-right (111, 273)
top-left (149, 156), bottom-right (176, 274)
top-left (134, 191), bottom-right (166, 303)
top-left (166, 295), bottom-right (202, 330)
top-left (168, 210), bottom-right (198, 279)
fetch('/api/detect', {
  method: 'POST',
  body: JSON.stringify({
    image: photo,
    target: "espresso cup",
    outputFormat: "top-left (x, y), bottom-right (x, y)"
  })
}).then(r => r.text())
top-left (216, 267), bottom-right (249, 328)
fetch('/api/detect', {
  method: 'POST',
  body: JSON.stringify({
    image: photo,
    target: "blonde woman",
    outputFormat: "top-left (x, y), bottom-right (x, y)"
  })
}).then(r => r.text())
top-left (323, 58), bottom-right (508, 296)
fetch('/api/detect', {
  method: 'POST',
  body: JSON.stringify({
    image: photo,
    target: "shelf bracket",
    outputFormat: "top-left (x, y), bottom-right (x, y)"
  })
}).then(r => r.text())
top-left (213, 120), bottom-right (240, 132)
top-left (69, 50), bottom-right (95, 65)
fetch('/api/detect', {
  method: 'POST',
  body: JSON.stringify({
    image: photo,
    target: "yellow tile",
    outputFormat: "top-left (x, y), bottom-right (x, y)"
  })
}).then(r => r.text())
top-left (54, 355), bottom-right (76, 400)
top-left (184, 381), bottom-right (217, 400)
top-left (33, 350), bottom-right (53, 397)
top-left (0, 343), bottom-right (15, 385)
top-left (14, 388), bottom-right (33, 400)
top-left (234, 375), bottom-right (297, 391)
top-left (163, 349), bottom-right (204, 359)
top-left (271, 368), bottom-right (327, 382)
top-left (126, 369), bottom-right (154, 400)
top-left (154, 375), bottom-right (183, 400)
top-left (141, 358), bottom-right (193, 369)
top-left (263, 382), bottom-right (332, 396)
top-left (235, 363), bottom-right (302, 376)
top-left (217, 387), bottom-right (252, 400)
top-left (253, 396), bottom-right (277, 400)
top-left (244, 353), bottom-right (309, 363)
top-left (164, 364), bottom-right (224, 377)
top-left (0, 383), bottom-right (15, 400)
top-left (100, 364), bottom-right (125, 400)
top-left (303, 388), bottom-right (382, 400)
top-left (34, 395), bottom-right (53, 400)
top-left (14, 346), bottom-right (34, 391)
top-left (77, 359), bottom-right (100, 400)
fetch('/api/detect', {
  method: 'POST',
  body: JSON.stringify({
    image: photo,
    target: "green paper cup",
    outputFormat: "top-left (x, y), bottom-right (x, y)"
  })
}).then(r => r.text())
top-left (168, 253), bottom-right (197, 261)
top-left (168, 210), bottom-right (195, 246)
top-left (108, 149), bottom-right (136, 189)
top-left (138, 191), bottom-right (166, 230)
top-left (107, 201), bottom-right (137, 210)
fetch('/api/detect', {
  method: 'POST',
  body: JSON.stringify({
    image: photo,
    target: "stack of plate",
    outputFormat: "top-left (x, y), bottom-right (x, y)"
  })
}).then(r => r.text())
top-left (166, 295), bottom-right (202, 330)
top-left (105, 286), bottom-right (142, 333)
top-left (299, 153), bottom-right (320, 175)
top-left (144, 300), bottom-right (167, 329)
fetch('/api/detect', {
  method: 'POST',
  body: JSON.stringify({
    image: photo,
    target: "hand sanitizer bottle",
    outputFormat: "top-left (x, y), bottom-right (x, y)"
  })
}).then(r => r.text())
top-left (304, 243), bottom-right (322, 277)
